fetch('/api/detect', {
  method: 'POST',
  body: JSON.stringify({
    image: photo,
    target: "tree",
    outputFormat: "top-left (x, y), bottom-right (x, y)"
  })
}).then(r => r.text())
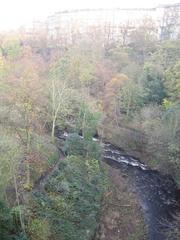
top-left (140, 63), bottom-right (167, 104)
top-left (118, 80), bottom-right (145, 117)
top-left (148, 40), bottom-right (180, 70)
top-left (165, 60), bottom-right (180, 102)
top-left (0, 200), bottom-right (13, 240)
top-left (48, 61), bottom-right (72, 141)
top-left (0, 129), bottom-right (23, 197)
top-left (103, 74), bottom-right (129, 125)
top-left (106, 45), bottom-right (130, 72)
top-left (160, 6), bottom-right (179, 40)
top-left (0, 128), bottom-right (25, 234)
top-left (3, 39), bottom-right (22, 60)
top-left (128, 18), bottom-right (158, 63)
top-left (0, 45), bottom-right (47, 188)
top-left (163, 103), bottom-right (180, 139)
top-left (76, 103), bottom-right (101, 139)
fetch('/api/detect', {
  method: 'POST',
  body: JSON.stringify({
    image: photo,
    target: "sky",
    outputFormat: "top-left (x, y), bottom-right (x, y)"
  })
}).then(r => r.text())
top-left (0, 0), bottom-right (178, 30)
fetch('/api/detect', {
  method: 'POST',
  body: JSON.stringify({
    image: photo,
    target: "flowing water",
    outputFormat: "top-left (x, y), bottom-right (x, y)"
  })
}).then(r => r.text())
top-left (102, 142), bottom-right (180, 240)
top-left (55, 128), bottom-right (180, 239)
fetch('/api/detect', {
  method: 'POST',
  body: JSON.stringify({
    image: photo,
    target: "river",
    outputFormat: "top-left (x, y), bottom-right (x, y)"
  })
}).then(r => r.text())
top-left (55, 129), bottom-right (180, 239)
top-left (102, 142), bottom-right (180, 240)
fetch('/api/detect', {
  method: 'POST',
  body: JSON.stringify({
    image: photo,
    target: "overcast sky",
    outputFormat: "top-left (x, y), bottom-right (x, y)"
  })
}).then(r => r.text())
top-left (0, 0), bottom-right (178, 30)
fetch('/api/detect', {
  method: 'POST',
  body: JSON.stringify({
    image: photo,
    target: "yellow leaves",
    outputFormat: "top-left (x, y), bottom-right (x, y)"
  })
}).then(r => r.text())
top-left (106, 74), bottom-right (128, 93)
top-left (162, 98), bottom-right (172, 109)
top-left (105, 73), bottom-right (128, 102)
top-left (3, 39), bottom-right (22, 60)
top-left (0, 53), bottom-right (4, 69)
top-left (23, 182), bottom-right (33, 191)
top-left (165, 60), bottom-right (180, 102)
top-left (70, 55), bottom-right (80, 75)
top-left (4, 52), bottom-right (43, 123)
top-left (0, 52), bottom-right (9, 78)
top-left (23, 102), bottom-right (33, 112)
top-left (28, 218), bottom-right (50, 240)
top-left (103, 73), bottom-right (129, 114)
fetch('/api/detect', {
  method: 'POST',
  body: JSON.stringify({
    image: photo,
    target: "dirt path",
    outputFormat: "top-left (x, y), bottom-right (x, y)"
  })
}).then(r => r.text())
top-left (32, 150), bottom-right (65, 193)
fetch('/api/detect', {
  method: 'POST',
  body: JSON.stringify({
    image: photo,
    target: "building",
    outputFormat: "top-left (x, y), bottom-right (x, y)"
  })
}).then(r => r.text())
top-left (31, 3), bottom-right (180, 45)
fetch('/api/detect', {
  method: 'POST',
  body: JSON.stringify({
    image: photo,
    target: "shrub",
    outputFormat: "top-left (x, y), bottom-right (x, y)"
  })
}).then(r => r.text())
top-left (30, 155), bottom-right (107, 240)
top-left (28, 218), bottom-right (50, 240)
top-left (63, 133), bottom-right (102, 159)
top-left (0, 200), bottom-right (13, 240)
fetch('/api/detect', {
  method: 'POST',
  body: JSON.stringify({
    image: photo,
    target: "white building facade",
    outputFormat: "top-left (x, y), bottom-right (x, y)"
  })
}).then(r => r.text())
top-left (45, 4), bottom-right (180, 44)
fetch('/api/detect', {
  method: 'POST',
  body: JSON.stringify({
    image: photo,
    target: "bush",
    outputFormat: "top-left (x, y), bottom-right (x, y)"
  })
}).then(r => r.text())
top-left (0, 200), bottom-right (13, 240)
top-left (30, 155), bottom-right (107, 240)
top-left (28, 218), bottom-right (50, 240)
top-left (63, 133), bottom-right (102, 159)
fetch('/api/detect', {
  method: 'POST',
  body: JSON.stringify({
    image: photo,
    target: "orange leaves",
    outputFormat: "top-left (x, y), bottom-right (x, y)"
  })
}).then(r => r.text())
top-left (103, 74), bottom-right (129, 118)
top-left (105, 74), bottom-right (128, 94)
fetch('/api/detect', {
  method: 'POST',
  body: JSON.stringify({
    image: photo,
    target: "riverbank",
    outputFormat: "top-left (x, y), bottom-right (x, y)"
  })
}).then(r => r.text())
top-left (94, 165), bottom-right (147, 240)
top-left (101, 141), bottom-right (180, 240)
